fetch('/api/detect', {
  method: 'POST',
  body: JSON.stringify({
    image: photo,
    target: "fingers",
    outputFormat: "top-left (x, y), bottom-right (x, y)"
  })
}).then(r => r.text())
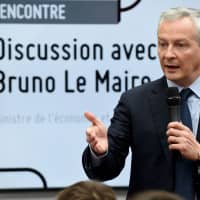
top-left (84, 112), bottom-right (101, 126)
top-left (167, 121), bottom-right (192, 137)
top-left (86, 127), bottom-right (96, 144)
top-left (167, 121), bottom-right (191, 132)
top-left (86, 126), bottom-right (108, 155)
top-left (86, 126), bottom-right (101, 147)
top-left (167, 121), bottom-right (194, 145)
top-left (167, 132), bottom-right (190, 156)
top-left (84, 111), bottom-right (108, 155)
top-left (166, 121), bottom-right (198, 160)
top-left (167, 128), bottom-right (191, 138)
top-left (168, 135), bottom-right (190, 146)
top-left (168, 137), bottom-right (194, 156)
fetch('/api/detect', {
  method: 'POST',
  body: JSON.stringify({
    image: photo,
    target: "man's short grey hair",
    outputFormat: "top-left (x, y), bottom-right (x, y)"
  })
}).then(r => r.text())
top-left (158, 7), bottom-right (200, 44)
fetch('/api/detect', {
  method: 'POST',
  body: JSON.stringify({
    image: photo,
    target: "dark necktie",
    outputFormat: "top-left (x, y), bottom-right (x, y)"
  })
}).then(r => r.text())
top-left (175, 88), bottom-right (194, 200)
top-left (180, 88), bottom-right (193, 130)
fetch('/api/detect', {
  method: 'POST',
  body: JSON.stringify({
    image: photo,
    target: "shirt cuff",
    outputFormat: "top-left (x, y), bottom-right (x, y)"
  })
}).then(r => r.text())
top-left (89, 145), bottom-right (108, 165)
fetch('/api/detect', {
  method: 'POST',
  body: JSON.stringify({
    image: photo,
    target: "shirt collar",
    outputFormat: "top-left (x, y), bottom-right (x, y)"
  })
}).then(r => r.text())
top-left (167, 77), bottom-right (200, 98)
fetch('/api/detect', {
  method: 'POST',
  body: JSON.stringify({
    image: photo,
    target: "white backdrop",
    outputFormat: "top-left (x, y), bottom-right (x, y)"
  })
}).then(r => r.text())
top-left (0, 0), bottom-right (199, 190)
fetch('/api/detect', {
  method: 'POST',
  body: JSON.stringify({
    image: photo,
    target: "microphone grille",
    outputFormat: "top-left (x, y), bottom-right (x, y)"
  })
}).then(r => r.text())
top-left (167, 87), bottom-right (181, 106)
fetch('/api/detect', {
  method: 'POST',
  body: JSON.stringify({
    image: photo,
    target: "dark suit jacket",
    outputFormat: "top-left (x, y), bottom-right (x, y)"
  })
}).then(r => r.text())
top-left (82, 76), bottom-right (200, 198)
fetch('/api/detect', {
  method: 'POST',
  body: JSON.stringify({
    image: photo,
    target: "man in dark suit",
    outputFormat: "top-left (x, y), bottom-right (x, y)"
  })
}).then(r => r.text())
top-left (82, 7), bottom-right (200, 200)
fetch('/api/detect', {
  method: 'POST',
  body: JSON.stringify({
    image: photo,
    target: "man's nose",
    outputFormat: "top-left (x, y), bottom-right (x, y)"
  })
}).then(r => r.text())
top-left (165, 45), bottom-right (176, 58)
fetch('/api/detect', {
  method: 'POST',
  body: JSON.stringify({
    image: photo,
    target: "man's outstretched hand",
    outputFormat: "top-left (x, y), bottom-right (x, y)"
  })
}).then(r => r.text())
top-left (84, 112), bottom-right (108, 155)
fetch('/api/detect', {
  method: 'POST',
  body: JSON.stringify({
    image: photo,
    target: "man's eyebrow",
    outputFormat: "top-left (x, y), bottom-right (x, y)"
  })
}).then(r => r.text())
top-left (158, 38), bottom-right (167, 41)
top-left (158, 37), bottom-right (188, 42)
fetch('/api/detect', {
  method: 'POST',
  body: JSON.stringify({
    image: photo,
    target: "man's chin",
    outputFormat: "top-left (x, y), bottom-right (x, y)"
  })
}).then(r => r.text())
top-left (165, 74), bottom-right (180, 81)
top-left (166, 75), bottom-right (189, 87)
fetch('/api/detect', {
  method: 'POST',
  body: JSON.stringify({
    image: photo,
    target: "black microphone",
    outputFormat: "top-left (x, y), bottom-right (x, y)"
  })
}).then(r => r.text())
top-left (167, 87), bottom-right (181, 122)
top-left (167, 87), bottom-right (181, 160)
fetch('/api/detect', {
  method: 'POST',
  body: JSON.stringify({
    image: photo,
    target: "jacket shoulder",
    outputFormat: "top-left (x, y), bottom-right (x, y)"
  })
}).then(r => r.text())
top-left (123, 76), bottom-right (167, 97)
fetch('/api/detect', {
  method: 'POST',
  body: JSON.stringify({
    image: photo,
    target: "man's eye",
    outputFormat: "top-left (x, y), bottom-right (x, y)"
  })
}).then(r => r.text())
top-left (176, 43), bottom-right (187, 48)
top-left (159, 42), bottom-right (167, 48)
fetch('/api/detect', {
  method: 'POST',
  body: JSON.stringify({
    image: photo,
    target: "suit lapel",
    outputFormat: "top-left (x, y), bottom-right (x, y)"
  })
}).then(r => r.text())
top-left (149, 77), bottom-right (173, 167)
top-left (195, 108), bottom-right (200, 198)
top-left (196, 119), bottom-right (200, 142)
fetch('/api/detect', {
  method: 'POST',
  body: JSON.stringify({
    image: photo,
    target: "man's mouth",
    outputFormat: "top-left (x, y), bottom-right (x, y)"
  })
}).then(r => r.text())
top-left (165, 65), bottom-right (179, 69)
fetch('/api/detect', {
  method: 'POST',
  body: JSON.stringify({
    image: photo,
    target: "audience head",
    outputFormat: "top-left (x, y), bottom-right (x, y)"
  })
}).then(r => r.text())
top-left (128, 190), bottom-right (184, 200)
top-left (57, 180), bottom-right (116, 200)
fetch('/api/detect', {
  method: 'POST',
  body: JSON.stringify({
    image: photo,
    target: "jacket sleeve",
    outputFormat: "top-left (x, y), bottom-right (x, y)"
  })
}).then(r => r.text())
top-left (82, 92), bottom-right (131, 181)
